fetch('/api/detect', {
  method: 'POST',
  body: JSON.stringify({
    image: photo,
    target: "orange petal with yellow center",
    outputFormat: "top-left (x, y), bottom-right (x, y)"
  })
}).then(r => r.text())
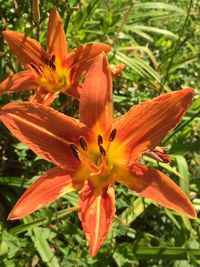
top-left (46, 7), bottom-right (67, 58)
top-left (64, 42), bottom-right (111, 85)
top-left (0, 102), bottom-right (89, 170)
top-left (79, 181), bottom-right (116, 257)
top-left (0, 71), bottom-right (38, 94)
top-left (80, 53), bottom-right (113, 132)
top-left (8, 167), bottom-right (82, 220)
top-left (3, 31), bottom-right (48, 66)
top-left (113, 89), bottom-right (194, 163)
top-left (116, 162), bottom-right (196, 218)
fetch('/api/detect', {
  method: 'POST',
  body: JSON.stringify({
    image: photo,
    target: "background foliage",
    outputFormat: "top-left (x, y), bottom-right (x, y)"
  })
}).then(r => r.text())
top-left (0, 0), bottom-right (200, 266)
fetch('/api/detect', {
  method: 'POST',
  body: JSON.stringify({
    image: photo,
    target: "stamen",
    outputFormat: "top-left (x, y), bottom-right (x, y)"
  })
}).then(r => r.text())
top-left (38, 66), bottom-right (52, 82)
top-left (51, 54), bottom-right (55, 64)
top-left (99, 145), bottom-right (106, 156)
top-left (109, 128), bottom-right (117, 142)
top-left (45, 58), bottom-right (49, 65)
top-left (30, 63), bottom-right (40, 74)
top-left (79, 136), bottom-right (87, 151)
top-left (48, 61), bottom-right (52, 68)
top-left (98, 135), bottom-right (103, 146)
top-left (51, 64), bottom-right (56, 71)
top-left (69, 144), bottom-right (80, 161)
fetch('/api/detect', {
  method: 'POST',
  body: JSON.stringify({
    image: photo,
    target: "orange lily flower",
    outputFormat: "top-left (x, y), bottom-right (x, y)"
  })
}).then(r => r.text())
top-left (0, 7), bottom-right (111, 106)
top-left (0, 53), bottom-right (196, 256)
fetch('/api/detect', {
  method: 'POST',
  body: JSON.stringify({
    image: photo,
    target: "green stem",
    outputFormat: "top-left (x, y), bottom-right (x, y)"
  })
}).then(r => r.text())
top-left (160, 0), bottom-right (193, 89)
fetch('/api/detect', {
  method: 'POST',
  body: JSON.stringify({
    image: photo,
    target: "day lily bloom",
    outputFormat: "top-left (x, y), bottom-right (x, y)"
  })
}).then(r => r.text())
top-left (0, 7), bottom-right (111, 105)
top-left (0, 54), bottom-right (196, 256)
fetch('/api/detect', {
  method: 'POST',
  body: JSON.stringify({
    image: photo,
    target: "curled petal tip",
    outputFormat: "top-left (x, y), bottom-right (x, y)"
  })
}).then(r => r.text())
top-left (110, 63), bottom-right (125, 78)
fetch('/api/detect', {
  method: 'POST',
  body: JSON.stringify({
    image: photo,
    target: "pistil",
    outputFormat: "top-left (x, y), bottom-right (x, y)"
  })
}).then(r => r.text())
top-left (69, 129), bottom-right (117, 177)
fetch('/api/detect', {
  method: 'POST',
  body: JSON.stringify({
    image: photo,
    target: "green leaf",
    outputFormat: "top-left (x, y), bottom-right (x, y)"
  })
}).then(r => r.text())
top-left (120, 197), bottom-right (151, 225)
top-left (24, 218), bottom-right (60, 267)
top-left (134, 246), bottom-right (200, 260)
top-left (175, 155), bottom-right (189, 195)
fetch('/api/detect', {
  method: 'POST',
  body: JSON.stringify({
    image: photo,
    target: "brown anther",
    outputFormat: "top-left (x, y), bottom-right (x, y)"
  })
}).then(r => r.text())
top-left (69, 144), bottom-right (80, 161)
top-left (51, 64), bottom-right (56, 71)
top-left (51, 54), bottom-right (55, 63)
top-left (99, 145), bottom-right (106, 156)
top-left (30, 63), bottom-right (40, 74)
top-left (79, 136), bottom-right (87, 151)
top-left (45, 58), bottom-right (49, 65)
top-left (109, 128), bottom-right (117, 142)
top-left (48, 61), bottom-right (52, 68)
top-left (98, 135), bottom-right (103, 146)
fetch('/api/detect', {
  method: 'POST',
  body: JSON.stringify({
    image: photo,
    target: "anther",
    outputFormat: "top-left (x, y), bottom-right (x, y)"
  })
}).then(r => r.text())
top-left (51, 54), bottom-right (55, 64)
top-left (69, 144), bottom-right (80, 161)
top-left (45, 58), bottom-right (49, 65)
top-left (51, 64), bottom-right (56, 71)
top-left (30, 63), bottom-right (40, 74)
top-left (79, 136), bottom-right (87, 151)
top-left (98, 135), bottom-right (103, 146)
top-left (99, 145), bottom-right (106, 156)
top-left (109, 128), bottom-right (117, 142)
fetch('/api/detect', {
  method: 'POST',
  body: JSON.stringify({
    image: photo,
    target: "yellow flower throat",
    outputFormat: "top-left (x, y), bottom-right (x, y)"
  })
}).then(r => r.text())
top-left (30, 55), bottom-right (71, 92)
top-left (69, 129), bottom-right (119, 187)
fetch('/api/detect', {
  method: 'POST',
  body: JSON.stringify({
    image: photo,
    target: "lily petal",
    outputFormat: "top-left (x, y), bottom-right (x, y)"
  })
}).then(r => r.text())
top-left (116, 162), bottom-right (196, 218)
top-left (64, 42), bottom-right (111, 85)
top-left (0, 71), bottom-right (37, 94)
top-left (3, 31), bottom-right (48, 66)
top-left (66, 82), bottom-right (82, 99)
top-left (46, 7), bottom-right (67, 58)
top-left (79, 181), bottom-right (115, 256)
top-left (29, 87), bottom-right (58, 106)
top-left (113, 89), bottom-right (194, 163)
top-left (8, 167), bottom-right (82, 220)
top-left (0, 102), bottom-right (90, 170)
top-left (80, 53), bottom-right (113, 132)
